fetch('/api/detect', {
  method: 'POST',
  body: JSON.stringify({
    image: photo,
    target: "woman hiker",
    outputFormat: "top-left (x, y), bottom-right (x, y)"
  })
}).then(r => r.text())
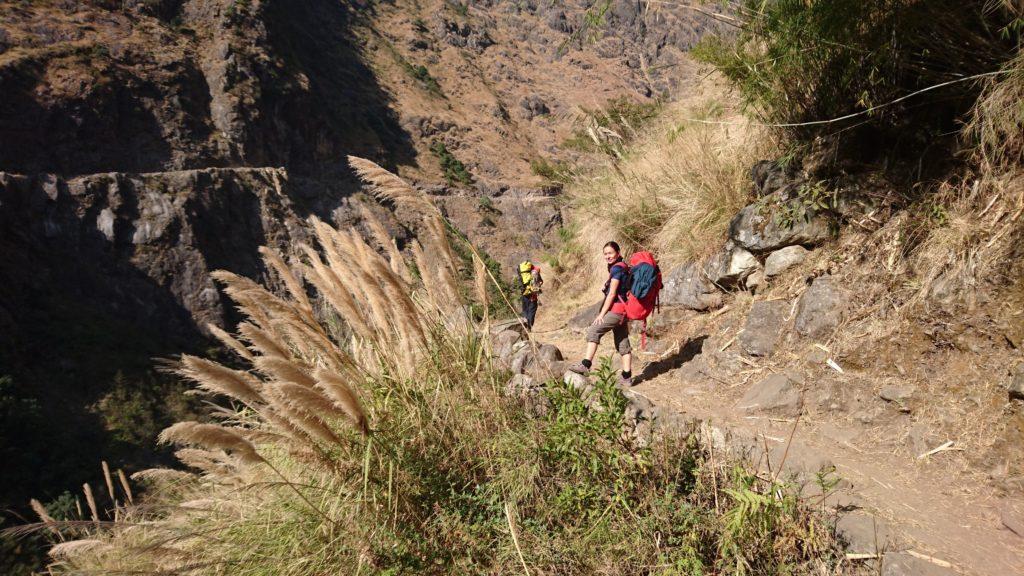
top-left (568, 241), bottom-right (634, 386)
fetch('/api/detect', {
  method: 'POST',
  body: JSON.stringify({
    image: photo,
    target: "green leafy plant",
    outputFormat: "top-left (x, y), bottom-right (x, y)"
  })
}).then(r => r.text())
top-left (430, 141), bottom-right (473, 185)
top-left (530, 157), bottom-right (574, 184)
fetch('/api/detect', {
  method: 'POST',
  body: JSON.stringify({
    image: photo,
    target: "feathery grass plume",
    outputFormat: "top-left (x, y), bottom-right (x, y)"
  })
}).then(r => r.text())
top-left (410, 239), bottom-right (444, 312)
top-left (179, 355), bottom-right (263, 406)
top-left (258, 246), bottom-right (313, 315)
top-left (159, 422), bottom-right (263, 465)
top-left (206, 322), bottom-right (254, 362)
top-left (472, 253), bottom-right (489, 313)
top-left (340, 229), bottom-right (399, 340)
top-left (130, 468), bottom-right (193, 483)
top-left (266, 397), bottom-right (343, 447)
top-left (300, 247), bottom-right (374, 341)
top-left (101, 461), bottom-right (116, 506)
top-left (259, 407), bottom-right (319, 447)
top-left (237, 322), bottom-right (288, 359)
top-left (275, 381), bottom-right (348, 424)
top-left (116, 469), bottom-right (133, 505)
top-left (424, 214), bottom-right (461, 284)
top-left (50, 539), bottom-right (111, 560)
top-left (359, 203), bottom-right (413, 284)
top-left (314, 368), bottom-right (369, 435)
top-left (172, 448), bottom-right (227, 474)
top-left (83, 483), bottom-right (99, 525)
top-left (348, 156), bottom-right (434, 213)
top-left (30, 498), bottom-right (61, 537)
top-left (254, 356), bottom-right (317, 388)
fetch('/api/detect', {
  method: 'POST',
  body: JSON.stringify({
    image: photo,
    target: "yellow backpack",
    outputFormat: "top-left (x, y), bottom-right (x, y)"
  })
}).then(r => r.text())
top-left (519, 261), bottom-right (540, 296)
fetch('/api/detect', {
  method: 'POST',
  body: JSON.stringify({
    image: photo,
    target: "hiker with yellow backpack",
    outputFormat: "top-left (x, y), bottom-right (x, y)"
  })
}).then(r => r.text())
top-left (518, 260), bottom-right (543, 330)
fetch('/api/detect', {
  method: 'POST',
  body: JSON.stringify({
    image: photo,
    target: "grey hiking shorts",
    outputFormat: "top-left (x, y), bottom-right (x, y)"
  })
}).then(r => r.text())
top-left (585, 312), bottom-right (631, 355)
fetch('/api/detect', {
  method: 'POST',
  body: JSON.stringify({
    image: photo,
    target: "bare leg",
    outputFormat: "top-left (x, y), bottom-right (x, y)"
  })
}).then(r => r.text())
top-left (584, 341), bottom-right (599, 362)
top-left (622, 352), bottom-right (632, 374)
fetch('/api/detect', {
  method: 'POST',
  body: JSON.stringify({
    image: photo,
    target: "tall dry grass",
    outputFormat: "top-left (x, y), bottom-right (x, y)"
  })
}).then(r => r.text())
top-left (560, 90), bottom-right (777, 296)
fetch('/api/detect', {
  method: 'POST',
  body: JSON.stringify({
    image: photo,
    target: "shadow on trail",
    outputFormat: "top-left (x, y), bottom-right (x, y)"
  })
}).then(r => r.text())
top-left (634, 335), bottom-right (707, 386)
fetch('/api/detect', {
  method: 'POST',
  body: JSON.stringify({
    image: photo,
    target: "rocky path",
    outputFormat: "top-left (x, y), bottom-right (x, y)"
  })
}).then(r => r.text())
top-left (523, 320), bottom-right (1024, 576)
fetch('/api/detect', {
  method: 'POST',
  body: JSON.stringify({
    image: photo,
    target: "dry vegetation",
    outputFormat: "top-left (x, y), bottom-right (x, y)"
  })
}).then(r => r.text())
top-left (548, 85), bottom-right (778, 301)
top-left (11, 159), bottom-right (851, 576)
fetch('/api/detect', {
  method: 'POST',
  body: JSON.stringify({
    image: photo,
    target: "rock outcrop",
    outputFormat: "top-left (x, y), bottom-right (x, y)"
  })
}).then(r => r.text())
top-left (795, 276), bottom-right (848, 339)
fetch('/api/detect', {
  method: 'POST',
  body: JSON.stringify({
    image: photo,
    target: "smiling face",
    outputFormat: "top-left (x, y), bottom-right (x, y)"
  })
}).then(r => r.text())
top-left (603, 244), bottom-right (620, 264)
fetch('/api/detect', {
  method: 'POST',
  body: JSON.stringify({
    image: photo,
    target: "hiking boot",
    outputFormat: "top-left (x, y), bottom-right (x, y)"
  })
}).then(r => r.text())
top-left (618, 373), bottom-right (633, 387)
top-left (567, 362), bottom-right (591, 376)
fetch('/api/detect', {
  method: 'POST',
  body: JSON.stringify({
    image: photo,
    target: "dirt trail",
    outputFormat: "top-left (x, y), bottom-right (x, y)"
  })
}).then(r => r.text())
top-left (535, 316), bottom-right (1024, 576)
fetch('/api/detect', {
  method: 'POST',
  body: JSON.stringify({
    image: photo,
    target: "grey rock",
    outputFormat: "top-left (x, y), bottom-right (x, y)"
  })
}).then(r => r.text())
top-left (739, 300), bottom-right (789, 357)
top-left (1009, 364), bottom-right (1024, 400)
top-left (705, 247), bottom-right (760, 287)
top-left (729, 199), bottom-right (831, 253)
top-left (563, 370), bottom-right (588, 391)
top-left (661, 262), bottom-right (724, 311)
top-left (538, 343), bottom-right (563, 363)
top-left (836, 513), bottom-right (891, 554)
top-left (879, 384), bottom-right (915, 403)
top-left (493, 329), bottom-right (522, 361)
top-left (764, 245), bottom-right (809, 277)
top-left (738, 373), bottom-right (801, 416)
top-left (505, 373), bottom-right (537, 396)
top-left (750, 160), bottom-right (798, 197)
top-left (745, 269), bottom-right (766, 292)
top-left (568, 301), bottom-right (603, 333)
top-left (545, 9), bottom-right (573, 33)
top-left (510, 348), bottom-right (536, 374)
top-left (520, 95), bottom-right (550, 119)
top-left (795, 276), bottom-right (847, 339)
top-left (881, 552), bottom-right (956, 576)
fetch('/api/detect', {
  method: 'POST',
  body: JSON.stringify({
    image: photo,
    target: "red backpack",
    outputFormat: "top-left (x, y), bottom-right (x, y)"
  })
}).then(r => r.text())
top-left (614, 251), bottom-right (663, 349)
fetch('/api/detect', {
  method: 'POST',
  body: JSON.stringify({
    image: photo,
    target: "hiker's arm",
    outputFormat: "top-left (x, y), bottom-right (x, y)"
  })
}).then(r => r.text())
top-left (594, 278), bottom-right (620, 324)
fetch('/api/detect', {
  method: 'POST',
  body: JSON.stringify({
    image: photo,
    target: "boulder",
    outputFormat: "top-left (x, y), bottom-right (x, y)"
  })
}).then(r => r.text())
top-left (750, 160), bottom-right (794, 197)
top-left (705, 247), bottom-right (760, 287)
top-left (836, 513), bottom-right (892, 555)
top-left (739, 300), bottom-right (790, 357)
top-left (881, 552), bottom-right (956, 576)
top-left (794, 276), bottom-right (847, 339)
top-left (492, 329), bottom-right (522, 362)
top-left (520, 95), bottom-right (550, 119)
top-left (568, 301), bottom-right (603, 333)
top-left (729, 200), bottom-right (831, 253)
top-left (563, 370), bottom-right (588, 390)
top-left (745, 269), bottom-right (766, 293)
top-left (764, 245), bottom-right (809, 277)
top-left (879, 384), bottom-right (915, 403)
top-left (660, 263), bottom-right (724, 311)
top-left (1009, 364), bottom-right (1024, 401)
top-left (538, 343), bottom-right (563, 363)
top-left (510, 348), bottom-right (536, 374)
top-left (738, 373), bottom-right (801, 416)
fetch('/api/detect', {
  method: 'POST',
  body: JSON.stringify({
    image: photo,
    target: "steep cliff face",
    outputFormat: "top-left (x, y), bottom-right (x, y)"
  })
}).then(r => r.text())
top-left (0, 0), bottom-right (411, 176)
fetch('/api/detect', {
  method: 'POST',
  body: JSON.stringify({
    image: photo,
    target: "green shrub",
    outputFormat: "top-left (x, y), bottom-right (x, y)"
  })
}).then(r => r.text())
top-left (693, 1), bottom-right (1022, 152)
top-left (430, 141), bottom-right (473, 185)
top-left (530, 157), bottom-right (574, 184)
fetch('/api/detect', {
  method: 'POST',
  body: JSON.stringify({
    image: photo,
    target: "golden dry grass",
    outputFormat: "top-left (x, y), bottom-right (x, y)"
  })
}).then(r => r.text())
top-left (557, 85), bottom-right (777, 298)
